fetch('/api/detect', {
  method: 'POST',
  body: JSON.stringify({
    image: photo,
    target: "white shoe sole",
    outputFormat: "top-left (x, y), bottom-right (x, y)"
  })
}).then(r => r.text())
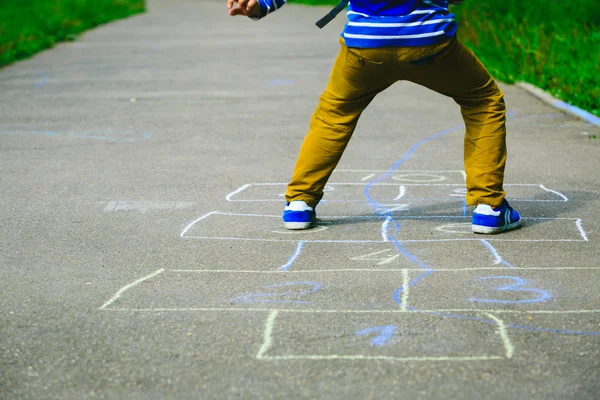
top-left (472, 219), bottom-right (523, 234)
top-left (284, 221), bottom-right (314, 230)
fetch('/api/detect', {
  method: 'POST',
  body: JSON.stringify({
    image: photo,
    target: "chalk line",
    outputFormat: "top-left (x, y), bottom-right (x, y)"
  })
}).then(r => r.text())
top-left (180, 211), bottom-right (220, 237)
top-left (394, 185), bottom-right (406, 200)
top-left (486, 313), bottom-right (514, 359)
top-left (181, 236), bottom-right (587, 243)
top-left (102, 307), bottom-right (600, 314)
top-left (256, 310), bottom-right (278, 360)
top-left (576, 219), bottom-right (589, 241)
top-left (335, 169), bottom-right (465, 173)
top-left (480, 240), bottom-right (515, 268)
top-left (170, 267), bottom-right (600, 273)
top-left (279, 241), bottom-right (305, 271)
top-left (539, 185), bottom-right (568, 201)
top-left (260, 355), bottom-right (503, 362)
top-left (401, 269), bottom-right (409, 311)
top-left (99, 269), bottom-right (165, 310)
top-left (381, 216), bottom-right (392, 242)
top-left (226, 184), bottom-right (251, 201)
top-left (361, 174), bottom-right (376, 181)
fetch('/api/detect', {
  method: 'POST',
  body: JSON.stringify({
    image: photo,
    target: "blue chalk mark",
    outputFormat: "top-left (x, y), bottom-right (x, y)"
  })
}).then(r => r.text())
top-left (468, 276), bottom-right (552, 304)
top-left (462, 198), bottom-right (468, 217)
top-left (365, 126), bottom-right (462, 308)
top-left (355, 325), bottom-right (397, 347)
top-left (231, 281), bottom-right (321, 304)
top-left (44, 131), bottom-right (53, 136)
top-left (279, 241), bottom-right (305, 271)
top-left (553, 100), bottom-right (600, 128)
top-left (265, 78), bottom-right (294, 87)
top-left (361, 125), bottom-right (600, 336)
top-left (36, 72), bottom-right (46, 88)
top-left (144, 133), bottom-right (151, 139)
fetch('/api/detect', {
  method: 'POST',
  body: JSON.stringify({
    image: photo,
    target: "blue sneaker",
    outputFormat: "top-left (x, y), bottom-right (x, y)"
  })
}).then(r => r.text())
top-left (282, 201), bottom-right (316, 230)
top-left (472, 200), bottom-right (523, 234)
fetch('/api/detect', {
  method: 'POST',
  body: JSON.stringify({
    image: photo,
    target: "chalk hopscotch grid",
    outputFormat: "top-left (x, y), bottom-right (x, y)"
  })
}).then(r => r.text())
top-left (98, 169), bottom-right (596, 361)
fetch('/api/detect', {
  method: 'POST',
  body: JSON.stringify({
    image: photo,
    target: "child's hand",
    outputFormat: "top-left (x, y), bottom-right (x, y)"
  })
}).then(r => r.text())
top-left (227, 0), bottom-right (260, 17)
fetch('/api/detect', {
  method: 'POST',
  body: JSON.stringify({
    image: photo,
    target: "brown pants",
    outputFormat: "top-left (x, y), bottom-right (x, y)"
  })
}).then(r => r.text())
top-left (285, 37), bottom-right (507, 208)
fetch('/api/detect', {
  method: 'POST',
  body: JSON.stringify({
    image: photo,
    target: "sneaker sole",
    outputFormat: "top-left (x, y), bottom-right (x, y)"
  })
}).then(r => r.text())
top-left (284, 221), bottom-right (314, 230)
top-left (472, 219), bottom-right (523, 234)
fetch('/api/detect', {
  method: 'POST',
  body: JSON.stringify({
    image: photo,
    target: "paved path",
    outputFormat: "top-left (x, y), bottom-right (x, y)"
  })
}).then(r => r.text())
top-left (1, 1), bottom-right (599, 398)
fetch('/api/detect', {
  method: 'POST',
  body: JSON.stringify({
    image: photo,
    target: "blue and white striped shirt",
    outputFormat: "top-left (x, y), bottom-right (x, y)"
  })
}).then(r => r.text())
top-left (254, 0), bottom-right (456, 48)
top-left (343, 0), bottom-right (456, 47)
top-left (253, 0), bottom-right (286, 20)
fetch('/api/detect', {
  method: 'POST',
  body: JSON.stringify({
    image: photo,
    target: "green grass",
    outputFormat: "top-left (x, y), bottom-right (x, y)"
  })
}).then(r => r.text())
top-left (0, 0), bottom-right (145, 68)
top-left (289, 0), bottom-right (600, 117)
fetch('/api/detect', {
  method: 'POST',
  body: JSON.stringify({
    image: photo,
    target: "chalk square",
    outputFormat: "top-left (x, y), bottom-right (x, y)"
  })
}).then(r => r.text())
top-left (289, 241), bottom-right (504, 271)
top-left (181, 212), bottom-right (586, 242)
top-left (258, 311), bottom-right (508, 361)
top-left (406, 270), bottom-right (600, 313)
top-left (101, 270), bottom-right (408, 311)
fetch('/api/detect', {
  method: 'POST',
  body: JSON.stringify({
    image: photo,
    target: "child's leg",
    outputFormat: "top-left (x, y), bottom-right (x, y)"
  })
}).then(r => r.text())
top-left (402, 38), bottom-right (507, 207)
top-left (285, 39), bottom-right (396, 208)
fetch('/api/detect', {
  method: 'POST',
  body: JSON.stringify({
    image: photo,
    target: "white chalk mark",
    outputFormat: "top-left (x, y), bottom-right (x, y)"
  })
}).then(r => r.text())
top-left (180, 211), bottom-right (221, 237)
top-left (449, 188), bottom-right (468, 197)
top-left (401, 269), bottom-right (409, 311)
top-left (460, 170), bottom-right (467, 181)
top-left (245, 182), bottom-right (544, 187)
top-left (349, 249), bottom-right (400, 265)
top-left (219, 212), bottom-right (280, 218)
top-left (99, 269), bottom-right (165, 310)
top-left (181, 211), bottom-right (584, 221)
top-left (102, 307), bottom-right (600, 314)
top-left (392, 174), bottom-right (447, 183)
top-left (576, 219), bottom-right (588, 241)
top-left (103, 201), bottom-right (195, 212)
top-left (181, 236), bottom-right (587, 243)
top-left (481, 240), bottom-right (502, 265)
top-left (171, 267), bottom-right (600, 273)
top-left (229, 198), bottom-right (574, 203)
top-left (361, 174), bottom-right (376, 181)
top-left (256, 310), bottom-right (278, 360)
top-left (486, 313), bottom-right (514, 359)
top-left (381, 217), bottom-right (392, 241)
top-left (435, 223), bottom-right (471, 234)
top-left (539, 185), bottom-right (568, 201)
top-left (260, 355), bottom-right (502, 362)
top-left (226, 184), bottom-right (251, 201)
top-left (104, 201), bottom-right (118, 212)
top-left (335, 169), bottom-right (465, 173)
top-left (394, 185), bottom-right (406, 200)
top-left (279, 241), bottom-right (304, 271)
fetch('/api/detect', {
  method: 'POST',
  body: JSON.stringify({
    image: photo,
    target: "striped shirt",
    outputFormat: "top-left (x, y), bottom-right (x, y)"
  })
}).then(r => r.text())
top-left (343, 0), bottom-right (457, 48)
top-left (253, 0), bottom-right (456, 48)
top-left (252, 0), bottom-right (286, 20)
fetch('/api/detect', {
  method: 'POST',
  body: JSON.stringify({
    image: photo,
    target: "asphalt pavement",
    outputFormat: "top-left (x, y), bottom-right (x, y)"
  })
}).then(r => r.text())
top-left (1, 0), bottom-right (599, 398)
